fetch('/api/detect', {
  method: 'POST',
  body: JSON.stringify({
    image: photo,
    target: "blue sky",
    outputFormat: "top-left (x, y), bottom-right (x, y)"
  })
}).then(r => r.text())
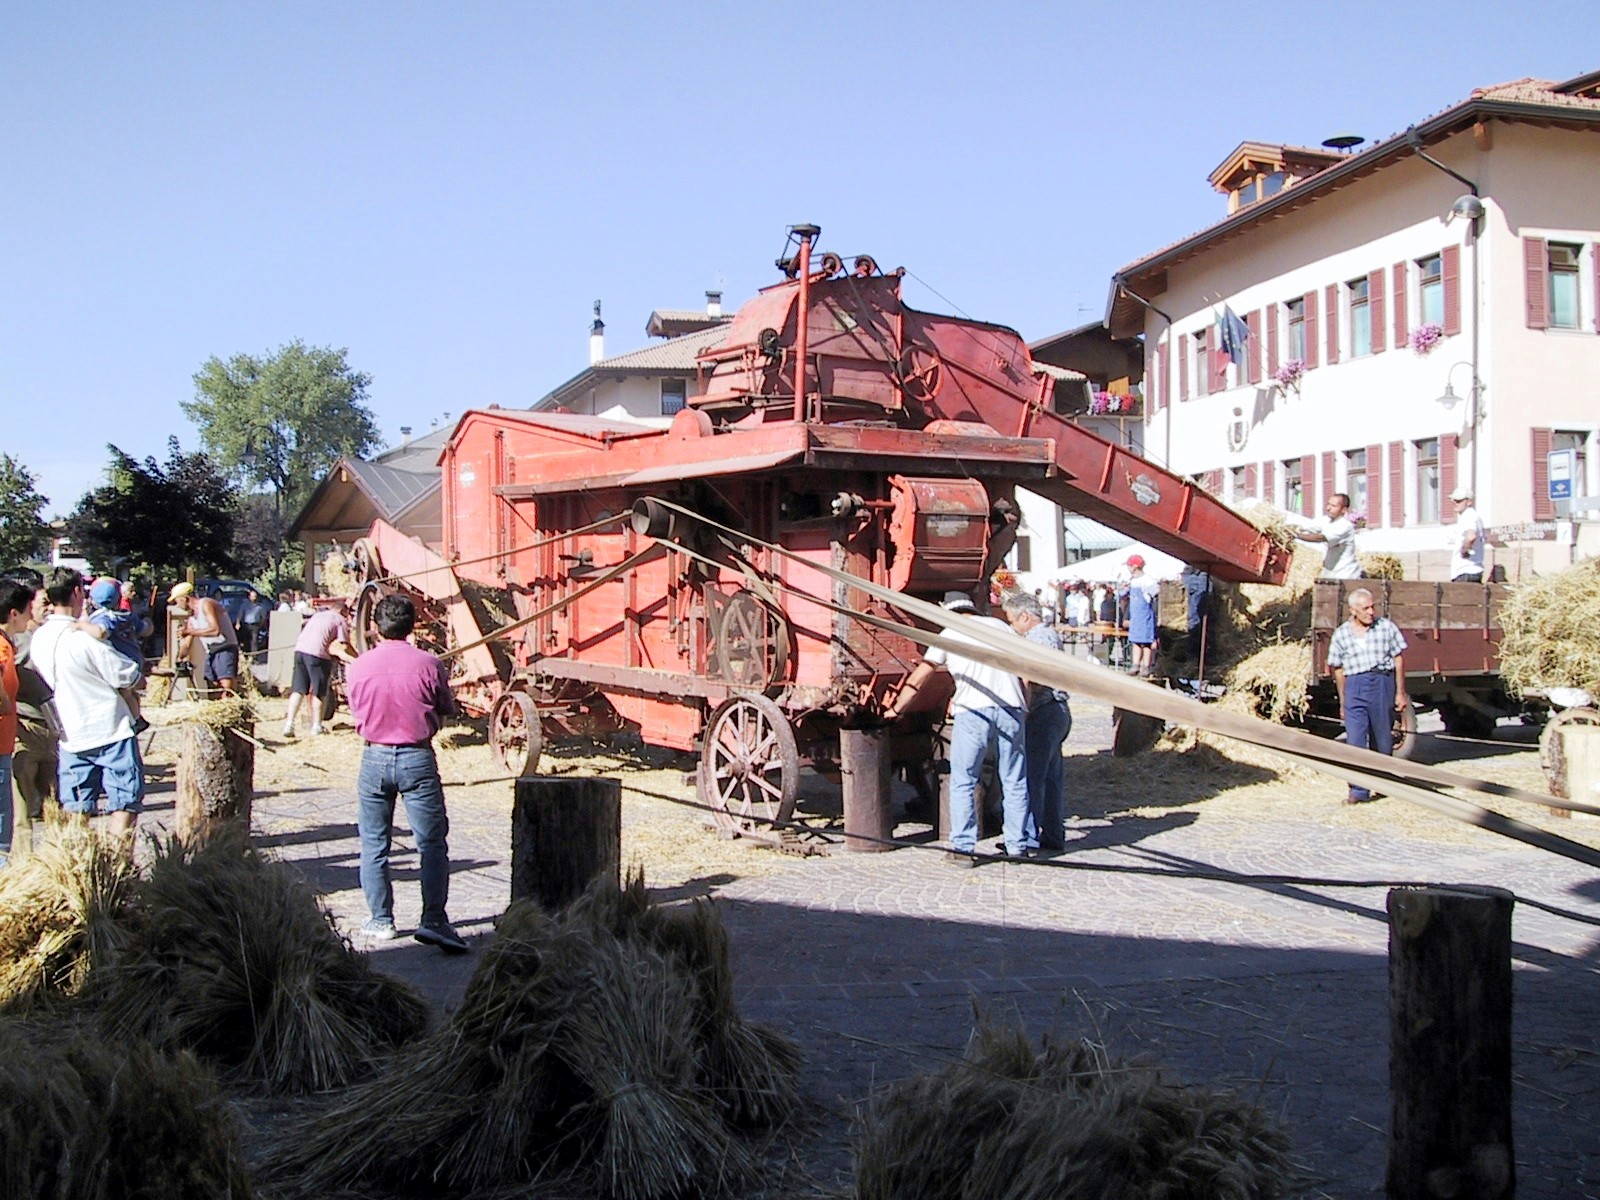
top-left (4, 1), bottom-right (1595, 516)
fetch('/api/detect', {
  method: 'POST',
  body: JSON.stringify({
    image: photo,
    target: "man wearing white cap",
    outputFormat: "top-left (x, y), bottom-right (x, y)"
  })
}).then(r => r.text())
top-left (887, 589), bottom-right (1035, 865)
top-left (172, 582), bottom-right (240, 696)
top-left (1448, 486), bottom-right (1486, 583)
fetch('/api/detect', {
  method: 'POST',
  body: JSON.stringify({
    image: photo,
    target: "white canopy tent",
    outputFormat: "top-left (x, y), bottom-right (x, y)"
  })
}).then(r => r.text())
top-left (1047, 542), bottom-right (1187, 585)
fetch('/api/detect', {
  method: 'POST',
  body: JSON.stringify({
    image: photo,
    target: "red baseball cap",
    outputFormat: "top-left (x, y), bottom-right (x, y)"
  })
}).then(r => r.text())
top-left (1126, 554), bottom-right (1145, 568)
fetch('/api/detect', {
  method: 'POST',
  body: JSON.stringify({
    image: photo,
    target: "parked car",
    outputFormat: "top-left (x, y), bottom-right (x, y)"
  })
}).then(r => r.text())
top-left (197, 578), bottom-right (259, 627)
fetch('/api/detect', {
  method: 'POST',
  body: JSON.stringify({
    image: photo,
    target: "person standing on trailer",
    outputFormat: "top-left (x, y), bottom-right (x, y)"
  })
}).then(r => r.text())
top-left (1296, 491), bottom-right (1361, 580)
top-left (1448, 486), bottom-right (1486, 583)
top-left (1327, 587), bottom-right (1409, 805)
top-left (886, 589), bottom-right (1035, 864)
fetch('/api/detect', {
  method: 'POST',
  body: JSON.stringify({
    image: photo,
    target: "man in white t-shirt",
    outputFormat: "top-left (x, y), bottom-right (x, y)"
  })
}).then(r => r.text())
top-left (1448, 486), bottom-right (1487, 582)
top-left (887, 590), bottom-right (1035, 864)
top-left (1296, 491), bottom-right (1361, 579)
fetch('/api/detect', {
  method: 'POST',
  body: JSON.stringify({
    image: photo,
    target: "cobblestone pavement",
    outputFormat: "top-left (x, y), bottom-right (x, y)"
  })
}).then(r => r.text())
top-left (148, 699), bottom-right (1600, 1198)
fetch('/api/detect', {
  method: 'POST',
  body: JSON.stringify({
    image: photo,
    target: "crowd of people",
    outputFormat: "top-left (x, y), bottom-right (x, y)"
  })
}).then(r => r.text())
top-left (1043, 554), bottom-right (1169, 676)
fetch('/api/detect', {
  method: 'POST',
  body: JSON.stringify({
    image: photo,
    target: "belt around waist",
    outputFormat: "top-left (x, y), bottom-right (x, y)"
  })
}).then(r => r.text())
top-left (1348, 666), bottom-right (1395, 676)
top-left (363, 740), bottom-right (434, 750)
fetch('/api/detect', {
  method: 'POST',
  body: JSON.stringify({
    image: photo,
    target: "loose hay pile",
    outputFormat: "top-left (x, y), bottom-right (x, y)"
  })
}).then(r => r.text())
top-left (0, 826), bottom-right (427, 1093)
top-left (96, 828), bottom-right (429, 1093)
top-left (1499, 557), bottom-right (1600, 697)
top-left (1359, 551), bottom-right (1404, 580)
top-left (0, 1018), bottom-right (254, 1199)
top-left (0, 827), bottom-right (137, 1014)
top-left (1205, 533), bottom-right (1323, 725)
top-left (854, 1017), bottom-right (1294, 1200)
top-left (267, 874), bottom-right (802, 1200)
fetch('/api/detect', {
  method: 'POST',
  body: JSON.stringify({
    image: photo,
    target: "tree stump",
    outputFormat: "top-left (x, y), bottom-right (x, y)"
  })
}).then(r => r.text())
top-left (176, 720), bottom-right (255, 842)
top-left (1387, 885), bottom-right (1514, 1200)
top-left (511, 776), bottom-right (620, 911)
top-left (841, 727), bottom-right (892, 853)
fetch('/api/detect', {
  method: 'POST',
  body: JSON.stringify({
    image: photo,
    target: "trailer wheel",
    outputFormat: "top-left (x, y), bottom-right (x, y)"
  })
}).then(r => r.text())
top-left (1390, 699), bottom-right (1420, 761)
top-left (699, 694), bottom-right (799, 843)
top-left (490, 691), bottom-right (543, 777)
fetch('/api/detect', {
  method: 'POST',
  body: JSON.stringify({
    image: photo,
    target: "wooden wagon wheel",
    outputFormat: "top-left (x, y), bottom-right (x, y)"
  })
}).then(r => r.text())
top-left (490, 691), bottom-right (542, 777)
top-left (351, 582), bottom-right (385, 655)
top-left (351, 537), bottom-right (383, 583)
top-left (698, 694), bottom-right (799, 843)
top-left (1540, 706), bottom-right (1600, 801)
top-left (710, 591), bottom-right (790, 689)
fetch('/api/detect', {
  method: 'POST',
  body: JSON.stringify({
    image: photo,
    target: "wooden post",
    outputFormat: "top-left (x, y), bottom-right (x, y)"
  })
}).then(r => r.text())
top-left (841, 727), bottom-right (892, 852)
top-left (511, 776), bottom-right (620, 910)
top-left (1387, 885), bottom-right (1514, 1200)
top-left (175, 721), bottom-right (254, 842)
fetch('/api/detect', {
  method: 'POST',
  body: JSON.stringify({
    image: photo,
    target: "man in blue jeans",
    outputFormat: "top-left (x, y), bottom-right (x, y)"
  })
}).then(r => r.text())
top-left (346, 593), bottom-right (467, 952)
top-left (1327, 587), bottom-right (1408, 805)
top-left (1001, 592), bottom-right (1072, 853)
top-left (888, 589), bottom-right (1034, 865)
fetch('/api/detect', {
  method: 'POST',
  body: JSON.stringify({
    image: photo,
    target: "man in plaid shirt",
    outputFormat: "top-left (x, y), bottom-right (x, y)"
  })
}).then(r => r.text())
top-left (1326, 587), bottom-right (1408, 803)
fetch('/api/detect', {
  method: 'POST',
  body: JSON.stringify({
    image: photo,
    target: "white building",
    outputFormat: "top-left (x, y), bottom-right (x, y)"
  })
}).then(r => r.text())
top-left (1110, 70), bottom-right (1600, 578)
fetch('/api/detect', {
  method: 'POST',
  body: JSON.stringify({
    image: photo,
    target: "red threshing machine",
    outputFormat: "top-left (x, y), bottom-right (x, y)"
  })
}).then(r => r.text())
top-left (353, 225), bottom-right (1289, 842)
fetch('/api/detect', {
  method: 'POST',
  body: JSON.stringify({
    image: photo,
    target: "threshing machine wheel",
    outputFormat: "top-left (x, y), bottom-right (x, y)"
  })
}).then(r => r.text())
top-left (711, 591), bottom-right (790, 689)
top-left (699, 694), bottom-right (799, 843)
top-left (897, 345), bottom-right (943, 401)
top-left (351, 537), bottom-right (383, 583)
top-left (1540, 706), bottom-right (1600, 798)
top-left (490, 691), bottom-right (543, 777)
top-left (351, 582), bottom-right (385, 655)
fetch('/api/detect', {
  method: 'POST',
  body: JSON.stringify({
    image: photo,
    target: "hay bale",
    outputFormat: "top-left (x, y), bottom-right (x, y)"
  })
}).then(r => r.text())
top-left (855, 1015), bottom-right (1293, 1200)
top-left (0, 828), bottom-right (138, 1014)
top-left (267, 875), bottom-right (796, 1199)
top-left (1499, 558), bottom-right (1600, 697)
top-left (321, 549), bottom-right (360, 598)
top-left (96, 827), bottom-right (428, 1094)
top-left (0, 1018), bottom-right (254, 1199)
top-left (1360, 552), bottom-right (1404, 580)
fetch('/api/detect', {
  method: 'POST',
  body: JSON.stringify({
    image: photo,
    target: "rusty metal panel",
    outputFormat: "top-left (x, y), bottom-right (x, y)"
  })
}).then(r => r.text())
top-left (885, 476), bottom-right (990, 594)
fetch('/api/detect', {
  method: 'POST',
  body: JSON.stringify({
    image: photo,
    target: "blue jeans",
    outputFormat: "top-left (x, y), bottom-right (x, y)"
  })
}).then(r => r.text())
top-left (948, 705), bottom-right (1034, 855)
top-left (0, 754), bottom-right (12, 868)
top-left (1344, 670), bottom-right (1395, 801)
top-left (58, 737), bottom-right (145, 814)
top-left (357, 744), bottom-right (451, 926)
top-left (1025, 701), bottom-right (1072, 850)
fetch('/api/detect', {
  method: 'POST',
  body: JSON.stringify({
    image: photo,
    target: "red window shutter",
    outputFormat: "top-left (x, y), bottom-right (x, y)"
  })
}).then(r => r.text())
top-left (1244, 463), bottom-right (1258, 497)
top-left (1153, 343), bottom-right (1166, 411)
top-left (1179, 333), bottom-right (1190, 401)
top-left (1198, 327), bottom-right (1211, 396)
top-left (1369, 269), bottom-right (1386, 354)
top-left (1303, 290), bottom-right (1320, 369)
top-left (1301, 454), bottom-right (1316, 512)
top-left (1524, 237), bottom-right (1548, 329)
top-left (1266, 303), bottom-right (1280, 375)
top-left (1246, 310), bottom-right (1261, 384)
top-left (1205, 469), bottom-right (1223, 494)
top-left (1388, 441), bottom-right (1406, 527)
top-left (1321, 452), bottom-right (1336, 506)
top-left (1263, 460), bottom-right (1276, 502)
top-left (1393, 262), bottom-right (1409, 347)
top-left (1440, 435), bottom-right (1459, 525)
top-left (1532, 427), bottom-right (1555, 520)
top-left (1324, 284), bottom-right (1340, 365)
top-left (1366, 442), bottom-right (1384, 527)
top-left (1442, 244), bottom-right (1462, 336)
top-left (1593, 243), bottom-right (1600, 333)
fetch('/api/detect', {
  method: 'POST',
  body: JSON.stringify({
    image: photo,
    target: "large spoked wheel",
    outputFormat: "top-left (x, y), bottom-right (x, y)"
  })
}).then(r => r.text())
top-left (352, 582), bottom-right (385, 655)
top-left (490, 691), bottom-right (542, 777)
top-left (698, 694), bottom-right (800, 843)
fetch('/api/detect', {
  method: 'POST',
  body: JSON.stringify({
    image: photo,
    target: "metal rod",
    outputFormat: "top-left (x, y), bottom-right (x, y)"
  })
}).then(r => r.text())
top-left (792, 229), bottom-right (813, 422)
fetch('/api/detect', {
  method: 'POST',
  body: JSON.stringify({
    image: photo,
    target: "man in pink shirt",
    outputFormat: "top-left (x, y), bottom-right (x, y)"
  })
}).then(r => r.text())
top-left (283, 598), bottom-right (353, 738)
top-left (345, 594), bottom-right (465, 953)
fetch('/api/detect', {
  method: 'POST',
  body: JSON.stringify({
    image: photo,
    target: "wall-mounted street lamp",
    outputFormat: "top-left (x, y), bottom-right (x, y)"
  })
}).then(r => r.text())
top-left (1434, 361), bottom-right (1484, 420)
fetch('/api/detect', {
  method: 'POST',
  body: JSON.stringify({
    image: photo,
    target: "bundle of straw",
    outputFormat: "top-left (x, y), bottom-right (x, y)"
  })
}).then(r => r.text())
top-left (95, 828), bottom-right (428, 1094)
top-left (855, 1015), bottom-right (1293, 1200)
top-left (1498, 558), bottom-right (1600, 697)
top-left (268, 876), bottom-right (798, 1199)
top-left (0, 828), bottom-right (137, 1014)
top-left (1359, 552), bottom-right (1404, 580)
top-left (0, 1018), bottom-right (254, 1199)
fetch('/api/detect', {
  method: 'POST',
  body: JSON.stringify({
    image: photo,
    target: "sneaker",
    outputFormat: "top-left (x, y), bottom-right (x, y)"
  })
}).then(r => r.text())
top-left (414, 921), bottom-right (469, 954)
top-left (361, 918), bottom-right (399, 941)
top-left (307, 725), bottom-right (324, 737)
top-left (282, 726), bottom-right (296, 740)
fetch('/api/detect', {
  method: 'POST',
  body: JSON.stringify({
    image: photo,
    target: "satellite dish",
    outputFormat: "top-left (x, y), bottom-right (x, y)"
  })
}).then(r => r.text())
top-left (1321, 134), bottom-right (1365, 153)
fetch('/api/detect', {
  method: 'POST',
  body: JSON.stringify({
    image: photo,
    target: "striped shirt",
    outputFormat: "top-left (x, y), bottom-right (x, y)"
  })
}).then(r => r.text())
top-left (1327, 618), bottom-right (1407, 677)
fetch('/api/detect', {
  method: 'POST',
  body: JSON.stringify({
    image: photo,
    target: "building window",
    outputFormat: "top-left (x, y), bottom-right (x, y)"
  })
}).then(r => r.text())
top-left (1554, 430), bottom-right (1590, 497)
top-left (1283, 459), bottom-right (1304, 515)
top-left (1344, 448), bottom-right (1368, 519)
top-left (1231, 465), bottom-right (1249, 500)
top-left (1286, 298), bottom-right (1306, 362)
top-left (1236, 178), bottom-right (1257, 207)
top-left (1415, 438), bottom-right (1440, 525)
top-left (1418, 254), bottom-right (1444, 327)
top-left (1348, 277), bottom-right (1371, 357)
top-left (1195, 334), bottom-right (1209, 397)
top-left (1549, 243), bottom-right (1582, 330)
top-left (1260, 171), bottom-right (1286, 199)
top-left (1012, 536), bottom-right (1032, 573)
top-left (659, 378), bottom-right (687, 416)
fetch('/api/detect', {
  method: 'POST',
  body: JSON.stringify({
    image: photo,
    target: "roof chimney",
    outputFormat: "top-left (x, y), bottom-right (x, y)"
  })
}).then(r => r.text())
top-left (399, 425), bottom-right (412, 445)
top-left (589, 300), bottom-right (605, 365)
top-left (705, 290), bottom-right (722, 319)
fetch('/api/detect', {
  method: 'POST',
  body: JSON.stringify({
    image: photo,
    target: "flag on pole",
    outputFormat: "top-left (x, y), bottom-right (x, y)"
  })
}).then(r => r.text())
top-left (1215, 305), bottom-right (1251, 365)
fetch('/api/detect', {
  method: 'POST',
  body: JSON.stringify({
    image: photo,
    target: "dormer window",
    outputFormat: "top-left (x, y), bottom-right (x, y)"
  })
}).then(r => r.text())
top-left (1209, 143), bottom-right (1341, 213)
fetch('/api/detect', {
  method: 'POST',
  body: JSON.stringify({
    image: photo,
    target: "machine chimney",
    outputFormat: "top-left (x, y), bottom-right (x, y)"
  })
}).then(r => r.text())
top-left (706, 290), bottom-right (722, 318)
top-left (589, 300), bottom-right (605, 365)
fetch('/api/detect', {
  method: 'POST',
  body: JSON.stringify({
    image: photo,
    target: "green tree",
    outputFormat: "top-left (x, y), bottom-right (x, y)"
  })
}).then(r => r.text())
top-left (0, 454), bottom-right (50, 565)
top-left (67, 438), bottom-right (240, 577)
top-left (184, 340), bottom-right (380, 521)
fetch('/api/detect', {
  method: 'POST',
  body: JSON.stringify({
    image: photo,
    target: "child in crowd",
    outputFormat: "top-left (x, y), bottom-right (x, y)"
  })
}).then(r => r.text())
top-left (83, 578), bottom-right (150, 734)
